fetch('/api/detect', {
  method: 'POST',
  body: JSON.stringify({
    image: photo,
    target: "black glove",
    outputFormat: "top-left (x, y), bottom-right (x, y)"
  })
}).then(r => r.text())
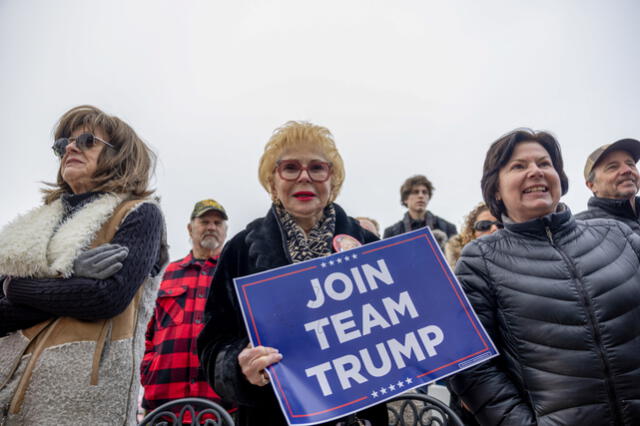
top-left (73, 244), bottom-right (129, 279)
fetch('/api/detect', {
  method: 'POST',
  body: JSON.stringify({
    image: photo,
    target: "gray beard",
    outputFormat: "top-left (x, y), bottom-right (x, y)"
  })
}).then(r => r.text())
top-left (200, 236), bottom-right (221, 251)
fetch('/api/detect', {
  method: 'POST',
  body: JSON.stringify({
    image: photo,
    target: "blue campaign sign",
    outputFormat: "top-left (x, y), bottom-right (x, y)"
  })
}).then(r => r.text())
top-left (234, 228), bottom-right (498, 425)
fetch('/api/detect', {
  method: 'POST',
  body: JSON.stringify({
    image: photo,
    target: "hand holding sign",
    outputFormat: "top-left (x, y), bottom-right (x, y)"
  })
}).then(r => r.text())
top-left (239, 343), bottom-right (283, 386)
top-left (235, 228), bottom-right (497, 425)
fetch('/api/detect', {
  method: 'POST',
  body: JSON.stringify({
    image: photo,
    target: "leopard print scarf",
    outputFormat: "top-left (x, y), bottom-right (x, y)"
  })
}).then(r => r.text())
top-left (274, 203), bottom-right (336, 263)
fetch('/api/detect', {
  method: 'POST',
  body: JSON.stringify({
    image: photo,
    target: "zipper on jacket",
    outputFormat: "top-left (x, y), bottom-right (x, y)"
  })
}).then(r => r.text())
top-left (544, 225), bottom-right (624, 426)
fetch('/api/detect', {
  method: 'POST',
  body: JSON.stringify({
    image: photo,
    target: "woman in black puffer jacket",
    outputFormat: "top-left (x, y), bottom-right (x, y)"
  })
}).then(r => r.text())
top-left (449, 129), bottom-right (640, 426)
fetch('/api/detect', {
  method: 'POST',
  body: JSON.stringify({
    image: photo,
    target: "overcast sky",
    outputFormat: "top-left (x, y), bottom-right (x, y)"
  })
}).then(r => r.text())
top-left (2, 0), bottom-right (639, 260)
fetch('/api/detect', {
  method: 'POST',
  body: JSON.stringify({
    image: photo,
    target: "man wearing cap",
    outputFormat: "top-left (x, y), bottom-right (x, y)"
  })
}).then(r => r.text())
top-left (576, 138), bottom-right (640, 234)
top-left (141, 199), bottom-right (233, 415)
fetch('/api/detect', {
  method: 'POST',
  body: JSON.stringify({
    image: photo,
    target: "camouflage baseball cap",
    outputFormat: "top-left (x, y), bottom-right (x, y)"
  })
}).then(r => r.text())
top-left (190, 199), bottom-right (228, 220)
top-left (583, 138), bottom-right (640, 181)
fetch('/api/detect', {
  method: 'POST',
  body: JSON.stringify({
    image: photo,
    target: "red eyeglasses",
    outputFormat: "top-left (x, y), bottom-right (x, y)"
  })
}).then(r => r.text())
top-left (275, 160), bottom-right (332, 182)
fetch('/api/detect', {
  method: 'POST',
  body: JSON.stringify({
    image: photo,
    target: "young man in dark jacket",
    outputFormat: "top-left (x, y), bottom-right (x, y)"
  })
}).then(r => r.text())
top-left (383, 174), bottom-right (457, 239)
top-left (576, 138), bottom-right (640, 234)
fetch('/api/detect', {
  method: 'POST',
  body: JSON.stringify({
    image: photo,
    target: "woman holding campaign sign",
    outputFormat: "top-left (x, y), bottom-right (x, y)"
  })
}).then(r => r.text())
top-left (449, 129), bottom-right (640, 425)
top-left (198, 121), bottom-right (387, 425)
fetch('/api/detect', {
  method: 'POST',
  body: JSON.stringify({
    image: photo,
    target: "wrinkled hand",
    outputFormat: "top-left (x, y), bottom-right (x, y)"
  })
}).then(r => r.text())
top-left (73, 244), bottom-right (129, 279)
top-left (238, 343), bottom-right (282, 386)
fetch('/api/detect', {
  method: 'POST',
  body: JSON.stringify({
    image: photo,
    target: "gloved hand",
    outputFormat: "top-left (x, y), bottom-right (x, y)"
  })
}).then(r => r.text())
top-left (73, 244), bottom-right (129, 280)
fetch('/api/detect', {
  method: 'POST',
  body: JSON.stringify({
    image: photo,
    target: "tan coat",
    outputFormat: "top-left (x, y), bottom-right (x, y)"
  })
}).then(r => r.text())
top-left (0, 195), bottom-right (167, 425)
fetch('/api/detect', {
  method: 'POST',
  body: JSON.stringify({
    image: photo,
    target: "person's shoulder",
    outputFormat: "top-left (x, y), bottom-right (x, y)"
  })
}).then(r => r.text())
top-left (123, 198), bottom-right (163, 223)
top-left (383, 220), bottom-right (403, 238)
top-left (574, 207), bottom-right (600, 221)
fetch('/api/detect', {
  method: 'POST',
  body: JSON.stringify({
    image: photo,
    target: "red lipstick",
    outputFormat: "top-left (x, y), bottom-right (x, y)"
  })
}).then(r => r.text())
top-left (293, 191), bottom-right (316, 201)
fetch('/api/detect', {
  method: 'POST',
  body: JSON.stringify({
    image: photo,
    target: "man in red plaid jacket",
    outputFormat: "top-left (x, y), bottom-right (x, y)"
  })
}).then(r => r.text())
top-left (141, 199), bottom-right (233, 415)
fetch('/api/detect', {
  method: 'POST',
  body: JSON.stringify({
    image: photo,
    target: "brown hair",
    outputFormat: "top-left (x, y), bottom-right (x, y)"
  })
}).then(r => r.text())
top-left (481, 128), bottom-right (569, 219)
top-left (258, 121), bottom-right (345, 203)
top-left (42, 105), bottom-right (156, 204)
top-left (400, 175), bottom-right (434, 207)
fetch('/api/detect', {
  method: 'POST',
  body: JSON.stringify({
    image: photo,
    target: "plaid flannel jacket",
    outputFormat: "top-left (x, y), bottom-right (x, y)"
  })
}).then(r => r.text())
top-left (141, 252), bottom-right (226, 411)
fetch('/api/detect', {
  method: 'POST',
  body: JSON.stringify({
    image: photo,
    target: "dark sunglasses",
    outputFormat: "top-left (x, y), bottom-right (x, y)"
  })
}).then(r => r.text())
top-left (473, 220), bottom-right (502, 232)
top-left (52, 133), bottom-right (115, 158)
top-left (275, 159), bottom-right (332, 182)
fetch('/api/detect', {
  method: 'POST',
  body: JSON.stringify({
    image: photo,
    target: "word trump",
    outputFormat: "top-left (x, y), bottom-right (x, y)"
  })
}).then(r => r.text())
top-left (301, 258), bottom-right (445, 396)
top-left (306, 325), bottom-right (444, 396)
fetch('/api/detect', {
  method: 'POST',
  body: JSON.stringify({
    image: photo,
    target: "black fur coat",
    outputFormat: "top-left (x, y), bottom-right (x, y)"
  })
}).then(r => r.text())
top-left (197, 203), bottom-right (386, 426)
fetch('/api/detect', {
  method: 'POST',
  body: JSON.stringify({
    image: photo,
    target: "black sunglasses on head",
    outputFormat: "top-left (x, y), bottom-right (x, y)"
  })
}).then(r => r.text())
top-left (52, 133), bottom-right (115, 158)
top-left (473, 220), bottom-right (502, 232)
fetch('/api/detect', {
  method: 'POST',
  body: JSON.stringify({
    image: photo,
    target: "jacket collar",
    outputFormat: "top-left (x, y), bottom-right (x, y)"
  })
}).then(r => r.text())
top-left (587, 196), bottom-right (640, 220)
top-left (502, 203), bottom-right (575, 240)
top-left (245, 202), bottom-right (369, 272)
top-left (179, 251), bottom-right (219, 268)
top-left (402, 211), bottom-right (434, 232)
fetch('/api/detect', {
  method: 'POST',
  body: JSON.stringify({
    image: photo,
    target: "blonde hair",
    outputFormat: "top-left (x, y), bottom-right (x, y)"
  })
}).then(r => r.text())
top-left (42, 105), bottom-right (156, 204)
top-left (258, 121), bottom-right (345, 203)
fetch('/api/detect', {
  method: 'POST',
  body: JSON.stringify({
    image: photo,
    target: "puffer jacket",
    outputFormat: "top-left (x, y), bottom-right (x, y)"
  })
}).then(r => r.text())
top-left (575, 196), bottom-right (640, 235)
top-left (449, 208), bottom-right (640, 426)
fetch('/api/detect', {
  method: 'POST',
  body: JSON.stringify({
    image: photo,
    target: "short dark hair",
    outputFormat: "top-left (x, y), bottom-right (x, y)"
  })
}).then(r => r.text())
top-left (481, 128), bottom-right (569, 219)
top-left (400, 175), bottom-right (434, 207)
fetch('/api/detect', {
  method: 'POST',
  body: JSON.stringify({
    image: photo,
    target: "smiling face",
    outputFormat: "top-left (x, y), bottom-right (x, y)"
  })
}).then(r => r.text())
top-left (61, 127), bottom-right (107, 194)
top-left (272, 147), bottom-right (333, 232)
top-left (587, 150), bottom-right (640, 202)
top-left (496, 141), bottom-right (562, 223)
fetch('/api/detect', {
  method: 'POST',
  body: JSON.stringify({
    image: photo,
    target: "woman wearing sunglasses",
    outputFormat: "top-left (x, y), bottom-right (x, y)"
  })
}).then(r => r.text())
top-left (449, 129), bottom-right (640, 425)
top-left (198, 121), bottom-right (387, 425)
top-left (0, 105), bottom-right (168, 424)
top-left (444, 203), bottom-right (500, 268)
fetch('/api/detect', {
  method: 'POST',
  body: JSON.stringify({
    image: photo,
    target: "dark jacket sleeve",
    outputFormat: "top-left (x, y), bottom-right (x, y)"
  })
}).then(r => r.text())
top-left (0, 297), bottom-right (52, 336)
top-left (6, 202), bottom-right (163, 321)
top-left (197, 237), bottom-right (274, 407)
top-left (449, 241), bottom-right (536, 426)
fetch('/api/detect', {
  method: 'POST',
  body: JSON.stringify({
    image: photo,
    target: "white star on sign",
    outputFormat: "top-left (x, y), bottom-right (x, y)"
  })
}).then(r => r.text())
top-left (397, 380), bottom-right (404, 388)
top-left (344, 255), bottom-right (350, 261)
top-left (405, 377), bottom-right (413, 385)
top-left (389, 384), bottom-right (396, 391)
top-left (336, 258), bottom-right (342, 264)
top-left (380, 387), bottom-right (387, 395)
top-left (321, 262), bottom-right (327, 268)
top-left (352, 254), bottom-right (358, 259)
top-left (329, 260), bottom-right (334, 265)
top-left (371, 391), bottom-right (378, 398)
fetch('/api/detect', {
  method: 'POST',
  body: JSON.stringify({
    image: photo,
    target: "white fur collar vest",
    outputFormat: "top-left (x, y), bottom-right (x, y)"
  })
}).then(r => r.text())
top-left (0, 193), bottom-right (125, 278)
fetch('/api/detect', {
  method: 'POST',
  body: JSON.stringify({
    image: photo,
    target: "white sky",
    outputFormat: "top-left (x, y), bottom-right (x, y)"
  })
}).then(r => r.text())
top-left (1, 0), bottom-right (639, 260)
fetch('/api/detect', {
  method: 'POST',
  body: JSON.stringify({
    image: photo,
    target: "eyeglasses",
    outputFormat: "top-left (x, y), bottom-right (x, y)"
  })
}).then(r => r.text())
top-left (52, 133), bottom-right (115, 158)
top-left (473, 220), bottom-right (502, 232)
top-left (275, 159), bottom-right (332, 182)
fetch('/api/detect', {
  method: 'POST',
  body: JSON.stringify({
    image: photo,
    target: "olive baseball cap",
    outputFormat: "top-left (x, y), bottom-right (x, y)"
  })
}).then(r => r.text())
top-left (191, 199), bottom-right (228, 220)
top-left (583, 138), bottom-right (640, 181)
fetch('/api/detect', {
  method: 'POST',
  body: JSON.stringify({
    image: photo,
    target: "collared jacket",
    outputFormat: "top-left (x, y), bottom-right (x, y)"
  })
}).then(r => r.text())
top-left (0, 193), bottom-right (167, 425)
top-left (197, 203), bottom-right (387, 426)
top-left (449, 208), bottom-right (640, 425)
top-left (142, 252), bottom-right (229, 411)
top-left (575, 195), bottom-right (640, 235)
top-left (383, 211), bottom-right (457, 239)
